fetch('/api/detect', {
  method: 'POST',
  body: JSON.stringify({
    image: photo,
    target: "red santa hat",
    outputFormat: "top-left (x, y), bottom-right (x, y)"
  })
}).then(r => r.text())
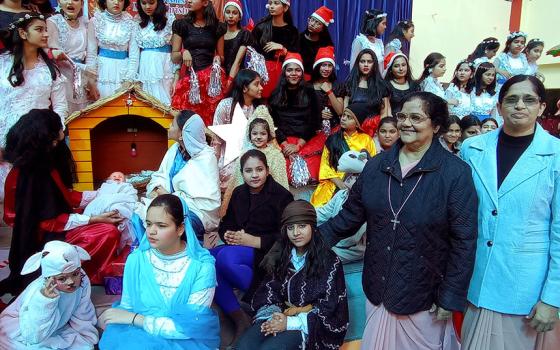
top-left (313, 46), bottom-right (336, 69)
top-left (383, 51), bottom-right (407, 78)
top-left (311, 6), bottom-right (334, 26)
top-left (282, 52), bottom-right (304, 71)
top-left (223, 0), bottom-right (243, 17)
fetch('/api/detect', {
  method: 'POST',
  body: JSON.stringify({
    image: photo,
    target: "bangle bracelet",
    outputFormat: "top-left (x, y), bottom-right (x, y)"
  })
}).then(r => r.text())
top-left (132, 313), bottom-right (139, 326)
top-left (326, 90), bottom-right (333, 95)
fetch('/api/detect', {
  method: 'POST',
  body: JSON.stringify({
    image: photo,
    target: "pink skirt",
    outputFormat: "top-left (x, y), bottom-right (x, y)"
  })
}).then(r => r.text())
top-left (461, 303), bottom-right (560, 350)
top-left (360, 300), bottom-right (460, 350)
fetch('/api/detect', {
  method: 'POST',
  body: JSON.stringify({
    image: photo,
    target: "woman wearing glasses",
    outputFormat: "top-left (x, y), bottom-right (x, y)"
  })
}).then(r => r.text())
top-left (460, 75), bottom-right (560, 349)
top-left (319, 91), bottom-right (478, 349)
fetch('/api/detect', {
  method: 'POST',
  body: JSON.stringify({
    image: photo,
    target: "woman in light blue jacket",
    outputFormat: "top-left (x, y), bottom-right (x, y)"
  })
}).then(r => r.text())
top-left (460, 75), bottom-right (560, 349)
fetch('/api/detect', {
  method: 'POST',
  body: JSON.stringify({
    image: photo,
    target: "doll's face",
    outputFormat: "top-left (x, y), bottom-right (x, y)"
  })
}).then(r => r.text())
top-left (286, 223), bottom-right (312, 250)
top-left (224, 5), bottom-right (241, 26)
top-left (19, 19), bottom-right (49, 49)
top-left (106, 0), bottom-right (125, 15)
top-left (58, 0), bottom-right (83, 18)
top-left (249, 123), bottom-right (269, 149)
top-left (109, 171), bottom-right (125, 183)
top-left (52, 268), bottom-right (83, 293)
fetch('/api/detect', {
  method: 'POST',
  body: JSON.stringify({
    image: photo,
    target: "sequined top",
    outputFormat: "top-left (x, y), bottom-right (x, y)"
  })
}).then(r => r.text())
top-left (445, 83), bottom-right (473, 118)
top-left (135, 14), bottom-right (174, 49)
top-left (495, 52), bottom-right (529, 81)
top-left (470, 91), bottom-right (498, 118)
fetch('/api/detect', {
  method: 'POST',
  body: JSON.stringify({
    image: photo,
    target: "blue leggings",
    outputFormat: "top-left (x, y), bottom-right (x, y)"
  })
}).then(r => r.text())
top-left (210, 245), bottom-right (254, 314)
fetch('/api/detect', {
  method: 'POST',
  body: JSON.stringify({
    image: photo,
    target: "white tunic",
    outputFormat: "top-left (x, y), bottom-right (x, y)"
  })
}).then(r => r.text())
top-left (47, 14), bottom-right (89, 113)
top-left (135, 14), bottom-right (176, 105)
top-left (86, 10), bottom-right (139, 98)
top-left (0, 54), bottom-right (68, 147)
top-left (0, 273), bottom-right (98, 350)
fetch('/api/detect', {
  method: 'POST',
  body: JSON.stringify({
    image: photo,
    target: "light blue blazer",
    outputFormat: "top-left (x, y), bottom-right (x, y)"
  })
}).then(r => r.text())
top-left (460, 124), bottom-right (560, 315)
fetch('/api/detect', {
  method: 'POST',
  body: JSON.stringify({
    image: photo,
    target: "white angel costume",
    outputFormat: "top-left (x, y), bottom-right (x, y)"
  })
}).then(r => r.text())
top-left (86, 10), bottom-right (139, 98)
top-left (0, 241), bottom-right (98, 350)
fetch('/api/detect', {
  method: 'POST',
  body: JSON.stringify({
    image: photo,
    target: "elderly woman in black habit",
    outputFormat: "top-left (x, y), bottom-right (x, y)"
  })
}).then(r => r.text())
top-left (319, 91), bottom-right (478, 349)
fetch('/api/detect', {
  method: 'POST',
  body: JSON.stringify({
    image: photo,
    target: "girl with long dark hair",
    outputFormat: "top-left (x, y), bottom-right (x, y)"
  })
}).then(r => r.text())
top-left (211, 68), bottom-right (263, 190)
top-left (299, 5), bottom-right (334, 77)
top-left (311, 46), bottom-right (343, 130)
top-left (311, 103), bottom-right (375, 207)
top-left (251, 0), bottom-right (299, 98)
top-left (471, 62), bottom-right (498, 121)
top-left (46, 0), bottom-right (90, 113)
top-left (0, 109), bottom-right (123, 295)
top-left (445, 60), bottom-right (475, 118)
top-left (383, 51), bottom-right (419, 114)
top-left (439, 114), bottom-right (462, 154)
top-left (171, 0), bottom-right (222, 125)
top-left (136, 0), bottom-right (175, 105)
top-left (86, 0), bottom-right (139, 99)
top-left (350, 9), bottom-right (387, 72)
top-left (494, 31), bottom-right (528, 86)
top-left (524, 38), bottom-right (544, 77)
top-left (418, 52), bottom-right (447, 98)
top-left (384, 19), bottom-right (414, 55)
top-left (467, 37), bottom-right (500, 67)
top-left (217, 0), bottom-right (252, 85)
top-left (343, 48), bottom-right (391, 118)
top-left (237, 200), bottom-right (348, 350)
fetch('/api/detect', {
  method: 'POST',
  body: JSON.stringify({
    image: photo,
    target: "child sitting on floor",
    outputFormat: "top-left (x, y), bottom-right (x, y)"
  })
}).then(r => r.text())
top-left (0, 241), bottom-right (98, 349)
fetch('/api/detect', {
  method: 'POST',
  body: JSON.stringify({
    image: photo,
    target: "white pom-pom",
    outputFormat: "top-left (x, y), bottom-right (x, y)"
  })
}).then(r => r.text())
top-left (330, 19), bottom-right (334, 23)
top-left (265, 4), bottom-right (270, 9)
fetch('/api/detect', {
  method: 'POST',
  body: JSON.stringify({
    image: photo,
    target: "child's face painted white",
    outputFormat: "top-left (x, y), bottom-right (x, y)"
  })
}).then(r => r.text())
top-left (287, 223), bottom-right (312, 251)
top-left (243, 77), bottom-right (263, 100)
top-left (224, 5), bottom-right (241, 26)
top-left (19, 19), bottom-right (49, 49)
top-left (53, 268), bottom-right (82, 293)
top-left (250, 124), bottom-right (269, 149)
top-left (106, 0), bottom-right (125, 15)
top-left (242, 156), bottom-right (268, 192)
top-left (145, 206), bottom-right (184, 252)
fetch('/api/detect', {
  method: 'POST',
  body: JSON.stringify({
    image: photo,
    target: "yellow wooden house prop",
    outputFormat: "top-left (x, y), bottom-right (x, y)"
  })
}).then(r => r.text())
top-left (66, 84), bottom-right (176, 191)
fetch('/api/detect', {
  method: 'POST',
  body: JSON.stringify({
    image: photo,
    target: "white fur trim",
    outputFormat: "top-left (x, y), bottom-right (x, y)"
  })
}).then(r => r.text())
top-left (313, 57), bottom-right (336, 69)
top-left (282, 58), bottom-right (304, 71)
top-left (310, 13), bottom-right (332, 26)
top-left (223, 1), bottom-right (243, 17)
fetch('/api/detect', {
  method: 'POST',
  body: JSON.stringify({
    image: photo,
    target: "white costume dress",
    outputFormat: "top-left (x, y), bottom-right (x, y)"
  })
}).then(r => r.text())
top-left (136, 14), bottom-right (176, 105)
top-left (0, 274), bottom-right (98, 350)
top-left (86, 10), bottom-right (139, 98)
top-left (350, 34), bottom-right (384, 73)
top-left (47, 14), bottom-right (89, 113)
top-left (420, 75), bottom-right (445, 99)
top-left (470, 91), bottom-right (498, 121)
top-left (445, 83), bottom-right (473, 118)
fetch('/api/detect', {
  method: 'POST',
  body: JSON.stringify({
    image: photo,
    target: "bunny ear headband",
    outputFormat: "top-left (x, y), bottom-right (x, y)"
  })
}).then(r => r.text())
top-left (21, 241), bottom-right (90, 278)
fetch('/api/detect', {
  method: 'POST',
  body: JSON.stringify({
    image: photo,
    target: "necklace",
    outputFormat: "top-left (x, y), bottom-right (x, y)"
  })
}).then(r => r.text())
top-left (387, 173), bottom-right (423, 230)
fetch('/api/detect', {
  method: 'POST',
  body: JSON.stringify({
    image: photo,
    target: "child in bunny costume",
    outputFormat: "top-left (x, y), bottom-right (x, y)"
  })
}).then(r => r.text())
top-left (0, 241), bottom-right (98, 349)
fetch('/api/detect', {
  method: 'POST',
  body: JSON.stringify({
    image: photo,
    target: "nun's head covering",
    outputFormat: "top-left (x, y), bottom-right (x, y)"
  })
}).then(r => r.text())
top-left (21, 241), bottom-right (90, 278)
top-left (182, 114), bottom-right (208, 157)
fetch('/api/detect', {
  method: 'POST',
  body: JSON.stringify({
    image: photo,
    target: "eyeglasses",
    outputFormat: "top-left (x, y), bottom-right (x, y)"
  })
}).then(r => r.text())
top-left (395, 112), bottom-right (429, 124)
top-left (502, 95), bottom-right (540, 107)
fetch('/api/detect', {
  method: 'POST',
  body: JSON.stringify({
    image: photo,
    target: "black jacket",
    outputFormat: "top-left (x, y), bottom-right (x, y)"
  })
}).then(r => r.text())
top-left (320, 139), bottom-right (478, 314)
top-left (219, 175), bottom-right (294, 265)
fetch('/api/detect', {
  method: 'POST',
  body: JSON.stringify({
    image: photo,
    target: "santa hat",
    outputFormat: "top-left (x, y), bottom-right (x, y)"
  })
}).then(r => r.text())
top-left (311, 6), bottom-right (334, 26)
top-left (282, 52), bottom-right (304, 71)
top-left (21, 241), bottom-right (90, 278)
top-left (223, 0), bottom-right (243, 17)
top-left (383, 51), bottom-right (407, 78)
top-left (313, 46), bottom-right (335, 69)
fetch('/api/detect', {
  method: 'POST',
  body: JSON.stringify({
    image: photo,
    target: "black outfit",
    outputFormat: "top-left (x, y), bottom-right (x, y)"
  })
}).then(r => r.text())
top-left (171, 19), bottom-right (220, 71)
top-left (299, 31), bottom-right (332, 73)
top-left (269, 84), bottom-right (321, 144)
top-left (320, 139), bottom-right (478, 315)
top-left (222, 28), bottom-right (253, 74)
top-left (219, 175), bottom-right (293, 279)
top-left (496, 129), bottom-right (535, 188)
top-left (241, 250), bottom-right (348, 349)
top-left (387, 80), bottom-right (421, 114)
top-left (252, 22), bottom-right (299, 60)
top-left (314, 82), bottom-right (342, 129)
top-left (343, 81), bottom-right (391, 115)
